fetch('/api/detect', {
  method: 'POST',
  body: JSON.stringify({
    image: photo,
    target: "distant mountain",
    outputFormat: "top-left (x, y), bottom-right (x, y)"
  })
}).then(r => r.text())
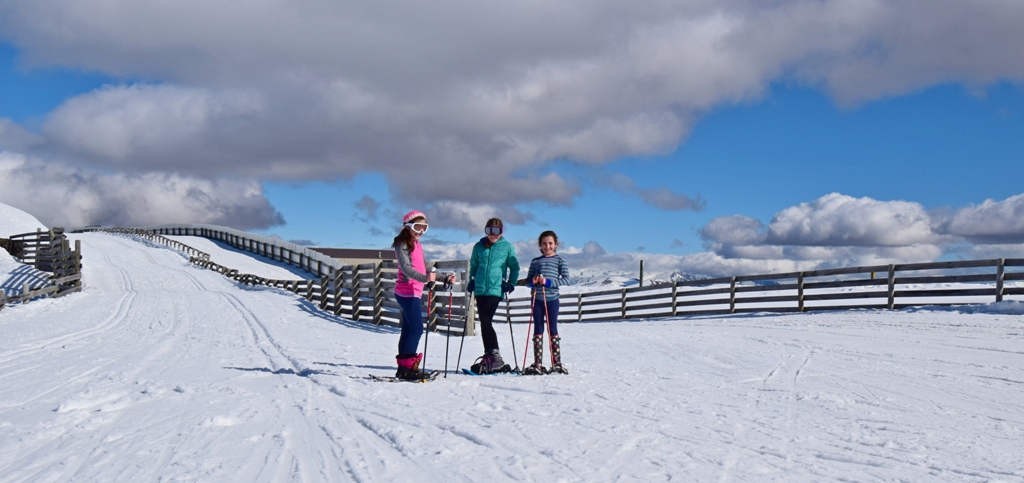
top-left (561, 268), bottom-right (709, 289)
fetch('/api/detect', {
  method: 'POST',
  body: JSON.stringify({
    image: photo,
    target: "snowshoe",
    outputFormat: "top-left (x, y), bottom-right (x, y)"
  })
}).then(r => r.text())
top-left (522, 363), bottom-right (547, 376)
top-left (468, 352), bottom-right (512, 375)
top-left (396, 353), bottom-right (432, 380)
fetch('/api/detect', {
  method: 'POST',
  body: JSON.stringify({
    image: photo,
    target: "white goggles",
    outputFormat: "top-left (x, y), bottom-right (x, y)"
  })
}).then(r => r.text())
top-left (405, 222), bottom-right (428, 234)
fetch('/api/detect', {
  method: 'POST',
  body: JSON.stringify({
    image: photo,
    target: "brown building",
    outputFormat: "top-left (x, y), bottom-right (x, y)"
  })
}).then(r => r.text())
top-left (308, 247), bottom-right (396, 266)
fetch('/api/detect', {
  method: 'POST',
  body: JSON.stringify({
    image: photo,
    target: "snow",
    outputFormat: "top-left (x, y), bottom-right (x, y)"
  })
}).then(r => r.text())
top-left (1, 203), bottom-right (50, 296)
top-left (1, 205), bottom-right (1024, 481)
top-left (0, 201), bottom-right (46, 238)
top-left (163, 235), bottom-right (311, 280)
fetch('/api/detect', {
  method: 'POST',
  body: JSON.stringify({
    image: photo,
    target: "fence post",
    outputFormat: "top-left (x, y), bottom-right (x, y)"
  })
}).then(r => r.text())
top-left (333, 268), bottom-right (347, 317)
top-left (351, 266), bottom-right (362, 321)
top-left (621, 288), bottom-right (627, 319)
top-left (996, 258), bottom-right (1005, 303)
top-left (729, 277), bottom-right (737, 314)
top-left (373, 262), bottom-right (383, 325)
top-left (797, 272), bottom-right (805, 312)
top-left (887, 264), bottom-right (896, 310)
top-left (671, 283), bottom-right (678, 316)
top-left (74, 239), bottom-right (82, 289)
top-left (577, 293), bottom-right (583, 322)
top-left (319, 276), bottom-right (329, 310)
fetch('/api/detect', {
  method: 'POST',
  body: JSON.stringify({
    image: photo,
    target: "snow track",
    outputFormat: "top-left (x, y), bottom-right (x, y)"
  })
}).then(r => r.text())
top-left (1, 232), bottom-right (1022, 481)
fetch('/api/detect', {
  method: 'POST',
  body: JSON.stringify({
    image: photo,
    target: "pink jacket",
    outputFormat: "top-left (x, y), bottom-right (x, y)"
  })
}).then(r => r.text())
top-left (394, 241), bottom-right (428, 298)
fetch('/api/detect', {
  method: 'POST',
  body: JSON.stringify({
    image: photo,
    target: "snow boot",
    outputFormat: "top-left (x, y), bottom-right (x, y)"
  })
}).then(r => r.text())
top-left (469, 350), bottom-right (511, 374)
top-left (549, 336), bottom-right (568, 374)
top-left (396, 353), bottom-right (430, 380)
top-left (523, 335), bottom-right (546, 375)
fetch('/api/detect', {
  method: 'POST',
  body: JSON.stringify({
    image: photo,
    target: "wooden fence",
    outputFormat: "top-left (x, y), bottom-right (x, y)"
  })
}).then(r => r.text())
top-left (186, 254), bottom-right (477, 334)
top-left (0, 227), bottom-right (83, 311)
top-left (72, 226), bottom-right (1024, 335)
top-left (496, 258), bottom-right (1024, 325)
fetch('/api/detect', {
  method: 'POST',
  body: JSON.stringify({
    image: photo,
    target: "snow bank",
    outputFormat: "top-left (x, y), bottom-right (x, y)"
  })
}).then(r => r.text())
top-left (1, 202), bottom-right (51, 295)
top-left (0, 201), bottom-right (46, 238)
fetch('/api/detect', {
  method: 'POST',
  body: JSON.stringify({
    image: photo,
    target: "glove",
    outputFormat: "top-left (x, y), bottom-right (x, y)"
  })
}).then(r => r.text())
top-left (466, 279), bottom-right (475, 293)
top-left (501, 280), bottom-right (515, 294)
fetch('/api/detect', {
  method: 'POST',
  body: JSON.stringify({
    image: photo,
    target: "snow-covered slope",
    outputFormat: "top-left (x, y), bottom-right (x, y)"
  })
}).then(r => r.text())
top-left (1, 202), bottom-right (51, 296)
top-left (0, 230), bottom-right (1021, 481)
top-left (164, 235), bottom-right (312, 280)
top-left (0, 201), bottom-right (46, 238)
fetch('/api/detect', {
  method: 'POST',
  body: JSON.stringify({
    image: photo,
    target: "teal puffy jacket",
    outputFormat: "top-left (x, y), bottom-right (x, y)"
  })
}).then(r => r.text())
top-left (469, 236), bottom-right (520, 297)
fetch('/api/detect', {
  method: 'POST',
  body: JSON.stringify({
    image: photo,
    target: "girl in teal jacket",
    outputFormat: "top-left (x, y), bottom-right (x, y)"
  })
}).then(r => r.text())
top-left (466, 218), bottom-right (520, 374)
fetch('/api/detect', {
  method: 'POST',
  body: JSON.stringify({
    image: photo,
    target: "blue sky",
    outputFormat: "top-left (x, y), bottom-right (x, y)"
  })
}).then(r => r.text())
top-left (2, 1), bottom-right (1023, 277)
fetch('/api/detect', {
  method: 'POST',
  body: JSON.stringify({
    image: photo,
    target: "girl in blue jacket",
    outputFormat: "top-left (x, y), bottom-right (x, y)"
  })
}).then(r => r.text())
top-left (466, 218), bottom-right (520, 374)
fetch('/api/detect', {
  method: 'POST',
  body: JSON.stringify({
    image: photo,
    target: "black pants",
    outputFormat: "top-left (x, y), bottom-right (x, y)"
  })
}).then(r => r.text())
top-left (475, 295), bottom-right (502, 353)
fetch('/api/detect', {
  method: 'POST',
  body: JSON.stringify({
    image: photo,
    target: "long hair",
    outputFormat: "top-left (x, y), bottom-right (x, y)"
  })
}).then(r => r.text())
top-left (392, 215), bottom-right (425, 251)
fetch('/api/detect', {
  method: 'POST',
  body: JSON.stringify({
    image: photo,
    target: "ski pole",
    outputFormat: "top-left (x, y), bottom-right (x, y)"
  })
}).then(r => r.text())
top-left (423, 267), bottom-right (435, 371)
top-left (522, 288), bottom-right (535, 369)
top-left (505, 290), bottom-right (519, 372)
top-left (444, 282), bottom-right (453, 378)
top-left (456, 279), bottom-right (470, 372)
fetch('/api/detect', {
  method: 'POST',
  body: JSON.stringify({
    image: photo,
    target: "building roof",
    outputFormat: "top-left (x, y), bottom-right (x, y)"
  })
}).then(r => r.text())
top-left (308, 247), bottom-right (396, 260)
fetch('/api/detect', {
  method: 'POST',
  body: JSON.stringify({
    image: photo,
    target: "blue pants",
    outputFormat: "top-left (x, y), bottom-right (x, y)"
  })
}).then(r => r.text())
top-left (395, 295), bottom-right (424, 355)
top-left (532, 298), bottom-right (559, 336)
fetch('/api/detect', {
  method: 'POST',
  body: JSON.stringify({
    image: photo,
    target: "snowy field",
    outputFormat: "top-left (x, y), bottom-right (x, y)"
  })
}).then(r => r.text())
top-left (2, 219), bottom-right (1024, 481)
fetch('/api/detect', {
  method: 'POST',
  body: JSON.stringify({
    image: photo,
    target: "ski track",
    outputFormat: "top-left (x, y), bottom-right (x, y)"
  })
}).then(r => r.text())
top-left (0, 233), bottom-right (1022, 481)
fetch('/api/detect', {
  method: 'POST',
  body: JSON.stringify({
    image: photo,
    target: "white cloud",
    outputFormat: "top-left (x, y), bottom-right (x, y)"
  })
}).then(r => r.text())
top-left (699, 215), bottom-right (766, 246)
top-left (765, 193), bottom-right (939, 247)
top-left (0, 118), bottom-right (44, 151)
top-left (2, 0), bottom-right (1021, 211)
top-left (0, 152), bottom-right (283, 229)
top-left (695, 193), bottom-right (961, 271)
top-left (943, 193), bottom-right (1024, 244)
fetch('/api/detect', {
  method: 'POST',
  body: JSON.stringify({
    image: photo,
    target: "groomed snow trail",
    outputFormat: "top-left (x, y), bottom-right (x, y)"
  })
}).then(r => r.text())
top-left (0, 233), bottom-right (1022, 482)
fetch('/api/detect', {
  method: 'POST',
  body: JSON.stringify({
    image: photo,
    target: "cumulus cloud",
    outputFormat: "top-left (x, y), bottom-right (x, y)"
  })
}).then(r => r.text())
top-left (699, 215), bottom-right (766, 247)
top-left (2, 0), bottom-right (1022, 212)
top-left (697, 193), bottom-right (946, 268)
top-left (765, 193), bottom-right (939, 247)
top-left (0, 118), bottom-right (44, 151)
top-left (942, 193), bottom-right (1024, 244)
top-left (0, 152), bottom-right (284, 229)
top-left (693, 192), bottom-right (1024, 274)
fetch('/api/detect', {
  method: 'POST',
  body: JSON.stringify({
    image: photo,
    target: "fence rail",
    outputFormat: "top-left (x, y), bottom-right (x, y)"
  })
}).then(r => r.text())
top-left (1, 227), bottom-right (83, 311)
top-left (492, 257), bottom-right (1024, 325)
top-left (70, 224), bottom-right (1024, 334)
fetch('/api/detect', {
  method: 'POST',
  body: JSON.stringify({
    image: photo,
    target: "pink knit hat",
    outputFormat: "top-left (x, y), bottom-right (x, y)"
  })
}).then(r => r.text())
top-left (403, 210), bottom-right (426, 223)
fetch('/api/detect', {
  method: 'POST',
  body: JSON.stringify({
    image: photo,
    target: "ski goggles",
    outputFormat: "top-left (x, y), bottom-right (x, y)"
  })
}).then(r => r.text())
top-left (485, 225), bottom-right (503, 236)
top-left (404, 222), bottom-right (428, 234)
